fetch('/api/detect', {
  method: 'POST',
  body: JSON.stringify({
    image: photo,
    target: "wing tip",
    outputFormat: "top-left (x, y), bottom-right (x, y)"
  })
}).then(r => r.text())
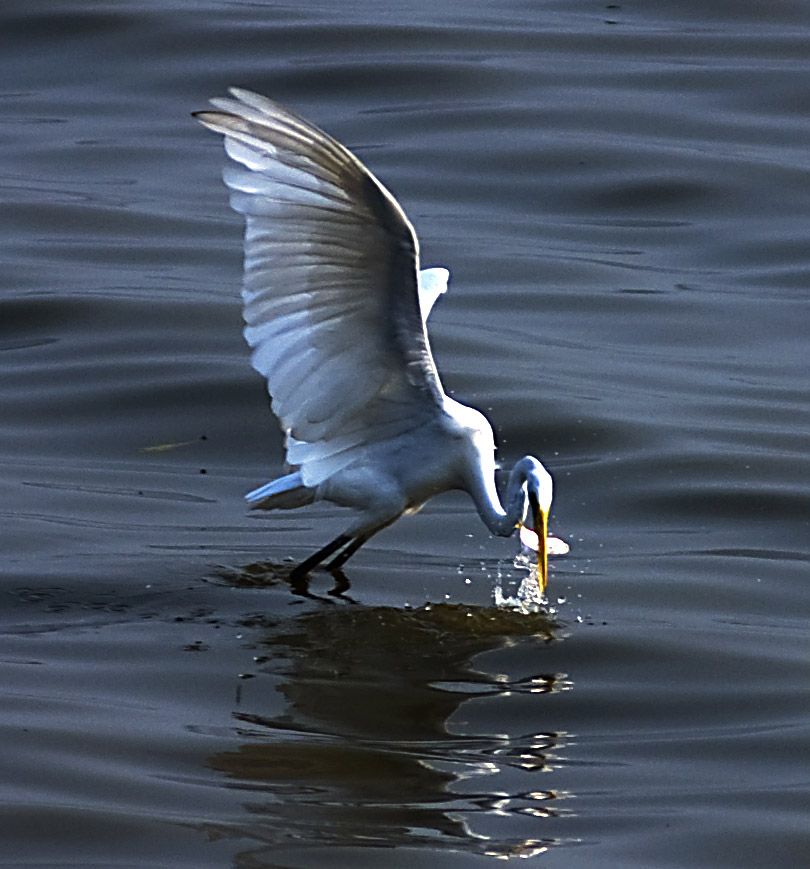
top-left (194, 88), bottom-right (290, 130)
top-left (192, 86), bottom-right (265, 126)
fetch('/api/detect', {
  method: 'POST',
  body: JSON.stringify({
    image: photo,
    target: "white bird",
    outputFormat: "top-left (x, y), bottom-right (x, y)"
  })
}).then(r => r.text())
top-left (194, 89), bottom-right (554, 590)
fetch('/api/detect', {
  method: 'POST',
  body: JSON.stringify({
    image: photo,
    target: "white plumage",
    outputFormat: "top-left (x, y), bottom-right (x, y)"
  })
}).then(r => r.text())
top-left (195, 89), bottom-right (553, 589)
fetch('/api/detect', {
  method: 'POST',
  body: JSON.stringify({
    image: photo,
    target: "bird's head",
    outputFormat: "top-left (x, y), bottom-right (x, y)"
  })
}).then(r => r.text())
top-left (523, 459), bottom-right (553, 594)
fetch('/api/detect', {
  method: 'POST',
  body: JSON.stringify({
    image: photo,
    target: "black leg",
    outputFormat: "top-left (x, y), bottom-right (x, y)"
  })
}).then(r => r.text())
top-left (323, 530), bottom-right (374, 571)
top-left (288, 533), bottom-right (354, 582)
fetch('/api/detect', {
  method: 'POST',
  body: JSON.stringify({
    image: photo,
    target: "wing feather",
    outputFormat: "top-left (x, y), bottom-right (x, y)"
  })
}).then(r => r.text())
top-left (195, 90), bottom-right (446, 485)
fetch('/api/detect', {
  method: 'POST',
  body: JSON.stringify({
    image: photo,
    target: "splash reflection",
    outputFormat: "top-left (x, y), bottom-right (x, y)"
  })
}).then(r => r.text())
top-left (206, 604), bottom-right (574, 862)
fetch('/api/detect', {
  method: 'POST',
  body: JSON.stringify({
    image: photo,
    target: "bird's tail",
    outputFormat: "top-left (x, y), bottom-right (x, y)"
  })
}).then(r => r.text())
top-left (245, 471), bottom-right (315, 510)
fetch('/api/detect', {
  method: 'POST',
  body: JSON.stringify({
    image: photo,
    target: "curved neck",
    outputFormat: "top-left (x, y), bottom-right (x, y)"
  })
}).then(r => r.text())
top-left (469, 456), bottom-right (538, 538)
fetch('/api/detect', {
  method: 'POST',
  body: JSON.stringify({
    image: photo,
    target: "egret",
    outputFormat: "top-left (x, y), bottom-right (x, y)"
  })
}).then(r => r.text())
top-left (194, 89), bottom-right (554, 591)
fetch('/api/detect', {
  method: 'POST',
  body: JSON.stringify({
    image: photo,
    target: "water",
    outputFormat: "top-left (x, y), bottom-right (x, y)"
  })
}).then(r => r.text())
top-left (1, 1), bottom-right (808, 866)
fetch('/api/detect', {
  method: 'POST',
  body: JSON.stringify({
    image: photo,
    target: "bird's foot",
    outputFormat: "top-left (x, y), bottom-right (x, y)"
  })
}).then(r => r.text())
top-left (325, 568), bottom-right (356, 603)
top-left (286, 563), bottom-right (355, 603)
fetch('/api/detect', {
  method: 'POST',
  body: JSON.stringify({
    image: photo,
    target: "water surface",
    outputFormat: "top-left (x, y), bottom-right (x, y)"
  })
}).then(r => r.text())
top-left (1, 1), bottom-right (808, 866)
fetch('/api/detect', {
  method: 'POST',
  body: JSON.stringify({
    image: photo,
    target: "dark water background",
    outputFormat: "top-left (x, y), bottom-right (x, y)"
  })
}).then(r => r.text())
top-left (1, 1), bottom-right (808, 866)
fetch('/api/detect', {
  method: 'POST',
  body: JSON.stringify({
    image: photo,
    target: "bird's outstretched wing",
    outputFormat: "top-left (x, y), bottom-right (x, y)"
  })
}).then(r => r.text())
top-left (195, 89), bottom-right (447, 486)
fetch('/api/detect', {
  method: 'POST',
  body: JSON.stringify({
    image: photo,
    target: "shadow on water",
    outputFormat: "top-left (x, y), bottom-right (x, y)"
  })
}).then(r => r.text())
top-left (202, 602), bottom-right (574, 864)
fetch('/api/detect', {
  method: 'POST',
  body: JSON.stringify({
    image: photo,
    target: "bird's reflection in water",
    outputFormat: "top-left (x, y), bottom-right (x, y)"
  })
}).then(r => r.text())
top-left (205, 602), bottom-right (575, 863)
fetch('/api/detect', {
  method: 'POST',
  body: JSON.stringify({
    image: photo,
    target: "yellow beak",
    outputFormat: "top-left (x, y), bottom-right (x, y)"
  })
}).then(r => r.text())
top-left (532, 502), bottom-right (549, 595)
